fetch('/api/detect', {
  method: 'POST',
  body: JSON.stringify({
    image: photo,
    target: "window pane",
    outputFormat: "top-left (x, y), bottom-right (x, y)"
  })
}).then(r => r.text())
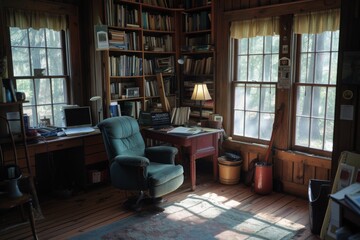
top-left (16, 79), bottom-right (35, 104)
top-left (264, 36), bottom-right (272, 53)
top-left (314, 53), bottom-right (330, 84)
top-left (331, 31), bottom-right (339, 51)
top-left (301, 34), bottom-right (315, 52)
top-left (12, 47), bottom-right (30, 76)
top-left (246, 84), bottom-right (260, 111)
top-left (29, 28), bottom-right (45, 47)
top-left (237, 56), bottom-right (248, 81)
top-left (239, 39), bottom-right (248, 54)
top-left (272, 36), bottom-right (279, 52)
top-left (234, 84), bottom-right (245, 110)
top-left (300, 53), bottom-right (314, 83)
top-left (260, 84), bottom-right (276, 112)
top-left (263, 55), bottom-right (272, 82)
top-left (295, 116), bottom-right (310, 147)
top-left (310, 118), bottom-right (324, 149)
top-left (324, 120), bottom-right (334, 151)
top-left (31, 48), bottom-right (47, 75)
top-left (10, 27), bottom-right (28, 47)
top-left (330, 52), bottom-right (338, 84)
top-left (48, 49), bottom-right (64, 75)
top-left (46, 29), bottom-right (61, 48)
top-left (52, 78), bottom-right (66, 103)
top-left (259, 113), bottom-right (274, 140)
top-left (245, 111), bottom-right (259, 138)
top-left (54, 104), bottom-right (66, 127)
top-left (296, 86), bottom-right (311, 117)
top-left (37, 105), bottom-right (52, 125)
top-left (35, 78), bottom-right (52, 104)
top-left (316, 31), bottom-right (331, 52)
top-left (311, 87), bottom-right (326, 118)
top-left (271, 55), bottom-right (279, 82)
top-left (249, 36), bottom-right (263, 54)
top-left (233, 110), bottom-right (244, 136)
top-left (249, 55), bottom-right (263, 81)
top-left (326, 87), bottom-right (336, 120)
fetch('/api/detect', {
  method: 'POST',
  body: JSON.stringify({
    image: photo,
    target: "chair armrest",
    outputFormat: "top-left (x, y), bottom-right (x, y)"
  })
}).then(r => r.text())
top-left (145, 146), bottom-right (178, 164)
top-left (113, 155), bottom-right (150, 167)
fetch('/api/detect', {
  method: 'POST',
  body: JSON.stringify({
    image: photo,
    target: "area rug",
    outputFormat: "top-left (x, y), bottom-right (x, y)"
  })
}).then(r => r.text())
top-left (70, 194), bottom-right (304, 240)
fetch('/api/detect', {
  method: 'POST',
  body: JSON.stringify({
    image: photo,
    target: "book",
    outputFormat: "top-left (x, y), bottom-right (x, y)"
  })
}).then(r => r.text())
top-left (167, 126), bottom-right (202, 135)
top-left (109, 102), bottom-right (121, 117)
top-left (344, 191), bottom-right (360, 214)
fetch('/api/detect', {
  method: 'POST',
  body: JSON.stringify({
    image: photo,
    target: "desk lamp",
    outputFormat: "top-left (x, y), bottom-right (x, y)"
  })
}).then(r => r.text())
top-left (90, 96), bottom-right (103, 123)
top-left (191, 83), bottom-right (211, 120)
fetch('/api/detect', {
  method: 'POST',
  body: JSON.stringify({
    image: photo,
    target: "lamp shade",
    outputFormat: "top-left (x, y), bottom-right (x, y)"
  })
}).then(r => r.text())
top-left (191, 83), bottom-right (212, 101)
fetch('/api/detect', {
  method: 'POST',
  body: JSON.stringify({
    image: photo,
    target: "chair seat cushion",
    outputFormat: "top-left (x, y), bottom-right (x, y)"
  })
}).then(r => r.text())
top-left (148, 163), bottom-right (184, 187)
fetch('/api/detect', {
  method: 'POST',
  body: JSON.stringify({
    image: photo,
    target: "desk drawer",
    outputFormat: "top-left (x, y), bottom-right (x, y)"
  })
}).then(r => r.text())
top-left (47, 139), bottom-right (83, 152)
top-left (85, 152), bottom-right (108, 165)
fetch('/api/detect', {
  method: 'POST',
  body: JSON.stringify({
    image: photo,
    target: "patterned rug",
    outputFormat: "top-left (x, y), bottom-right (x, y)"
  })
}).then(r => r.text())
top-left (70, 194), bottom-right (304, 240)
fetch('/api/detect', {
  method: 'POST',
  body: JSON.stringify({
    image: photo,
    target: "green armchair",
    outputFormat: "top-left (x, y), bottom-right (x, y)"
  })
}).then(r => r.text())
top-left (98, 116), bottom-right (184, 210)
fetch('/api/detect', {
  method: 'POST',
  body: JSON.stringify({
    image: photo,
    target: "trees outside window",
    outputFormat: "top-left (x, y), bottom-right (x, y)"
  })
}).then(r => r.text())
top-left (10, 27), bottom-right (68, 127)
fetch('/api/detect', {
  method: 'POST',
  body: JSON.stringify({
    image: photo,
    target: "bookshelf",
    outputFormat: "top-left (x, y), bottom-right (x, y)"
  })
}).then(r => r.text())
top-left (103, 0), bottom-right (181, 118)
top-left (179, 0), bottom-right (215, 122)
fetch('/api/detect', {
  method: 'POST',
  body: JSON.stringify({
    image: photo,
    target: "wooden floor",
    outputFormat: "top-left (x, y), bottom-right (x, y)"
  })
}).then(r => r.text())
top-left (1, 166), bottom-right (320, 240)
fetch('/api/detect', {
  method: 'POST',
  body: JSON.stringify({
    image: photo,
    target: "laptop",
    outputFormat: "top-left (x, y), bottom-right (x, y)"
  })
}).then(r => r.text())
top-left (62, 106), bottom-right (95, 136)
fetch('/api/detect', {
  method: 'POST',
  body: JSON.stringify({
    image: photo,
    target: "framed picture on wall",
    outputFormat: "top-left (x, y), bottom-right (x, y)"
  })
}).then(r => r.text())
top-left (342, 51), bottom-right (360, 85)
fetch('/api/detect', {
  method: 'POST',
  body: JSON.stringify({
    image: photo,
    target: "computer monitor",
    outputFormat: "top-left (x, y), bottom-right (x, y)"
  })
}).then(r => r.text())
top-left (63, 106), bottom-right (92, 128)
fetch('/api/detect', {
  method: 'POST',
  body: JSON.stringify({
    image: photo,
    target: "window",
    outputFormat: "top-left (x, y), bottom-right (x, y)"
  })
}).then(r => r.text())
top-left (10, 27), bottom-right (68, 127)
top-left (293, 30), bottom-right (339, 152)
top-left (232, 36), bottom-right (279, 142)
top-left (230, 9), bottom-right (339, 156)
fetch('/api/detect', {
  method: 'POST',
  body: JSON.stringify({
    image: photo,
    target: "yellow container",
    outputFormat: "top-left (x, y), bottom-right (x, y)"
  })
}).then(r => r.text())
top-left (218, 156), bottom-right (242, 185)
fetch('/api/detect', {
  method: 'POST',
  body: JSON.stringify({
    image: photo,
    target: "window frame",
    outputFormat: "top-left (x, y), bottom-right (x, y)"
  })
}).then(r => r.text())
top-left (9, 27), bottom-right (70, 127)
top-left (230, 36), bottom-right (279, 145)
top-left (290, 33), bottom-right (338, 158)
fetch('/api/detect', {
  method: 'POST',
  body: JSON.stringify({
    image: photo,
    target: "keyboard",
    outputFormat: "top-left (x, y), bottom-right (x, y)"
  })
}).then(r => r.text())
top-left (63, 127), bottom-right (95, 136)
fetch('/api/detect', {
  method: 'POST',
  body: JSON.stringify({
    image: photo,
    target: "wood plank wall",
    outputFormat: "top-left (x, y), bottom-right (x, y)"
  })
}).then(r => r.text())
top-left (215, 0), bottom-right (341, 198)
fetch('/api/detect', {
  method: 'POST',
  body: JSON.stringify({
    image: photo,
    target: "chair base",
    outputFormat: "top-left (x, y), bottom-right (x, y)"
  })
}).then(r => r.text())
top-left (123, 191), bottom-right (164, 212)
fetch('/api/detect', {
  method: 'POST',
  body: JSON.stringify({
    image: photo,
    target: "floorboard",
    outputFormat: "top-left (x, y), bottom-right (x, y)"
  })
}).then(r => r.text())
top-left (0, 165), bottom-right (320, 240)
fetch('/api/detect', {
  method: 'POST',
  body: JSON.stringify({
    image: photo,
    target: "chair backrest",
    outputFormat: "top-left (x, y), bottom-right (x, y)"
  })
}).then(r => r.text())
top-left (98, 116), bottom-right (146, 162)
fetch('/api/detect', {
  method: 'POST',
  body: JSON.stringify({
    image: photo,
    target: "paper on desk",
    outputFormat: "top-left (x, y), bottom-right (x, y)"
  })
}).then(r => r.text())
top-left (331, 182), bottom-right (360, 201)
top-left (167, 126), bottom-right (202, 135)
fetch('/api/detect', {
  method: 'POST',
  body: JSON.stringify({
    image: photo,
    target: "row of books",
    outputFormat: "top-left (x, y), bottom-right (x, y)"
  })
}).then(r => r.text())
top-left (110, 81), bottom-right (137, 99)
top-left (109, 101), bottom-right (142, 119)
top-left (112, 4), bottom-right (140, 28)
top-left (145, 77), bottom-right (172, 97)
top-left (143, 56), bottom-right (174, 75)
top-left (170, 107), bottom-right (191, 125)
top-left (142, 12), bottom-right (174, 31)
top-left (109, 55), bottom-right (143, 76)
top-left (143, 35), bottom-right (173, 52)
top-left (184, 11), bottom-right (211, 32)
top-left (109, 30), bottom-right (140, 50)
top-left (183, 56), bottom-right (213, 75)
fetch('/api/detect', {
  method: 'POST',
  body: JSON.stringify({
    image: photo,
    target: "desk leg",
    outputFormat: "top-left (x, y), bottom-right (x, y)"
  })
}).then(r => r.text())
top-left (213, 154), bottom-right (218, 182)
top-left (190, 156), bottom-right (196, 191)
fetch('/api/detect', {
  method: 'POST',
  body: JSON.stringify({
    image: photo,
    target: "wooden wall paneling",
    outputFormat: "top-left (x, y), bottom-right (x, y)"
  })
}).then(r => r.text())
top-left (314, 167), bottom-right (330, 180)
top-left (293, 161), bottom-right (304, 184)
top-left (303, 164), bottom-right (315, 186)
top-left (282, 160), bottom-right (294, 182)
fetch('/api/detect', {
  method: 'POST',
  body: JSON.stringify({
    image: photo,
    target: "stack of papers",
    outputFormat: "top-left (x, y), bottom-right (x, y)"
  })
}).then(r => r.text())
top-left (167, 127), bottom-right (202, 135)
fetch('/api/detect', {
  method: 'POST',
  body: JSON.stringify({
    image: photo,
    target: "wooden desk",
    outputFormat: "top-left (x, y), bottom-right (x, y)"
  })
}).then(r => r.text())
top-left (3, 130), bottom-right (108, 191)
top-left (142, 128), bottom-right (222, 191)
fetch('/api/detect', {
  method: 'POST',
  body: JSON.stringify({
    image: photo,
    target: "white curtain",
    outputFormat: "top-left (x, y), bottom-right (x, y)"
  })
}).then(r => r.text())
top-left (6, 8), bottom-right (67, 31)
top-left (230, 17), bottom-right (279, 39)
top-left (293, 9), bottom-right (340, 34)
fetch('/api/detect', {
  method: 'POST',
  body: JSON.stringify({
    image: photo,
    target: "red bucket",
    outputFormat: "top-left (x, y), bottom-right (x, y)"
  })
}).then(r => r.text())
top-left (254, 162), bottom-right (273, 195)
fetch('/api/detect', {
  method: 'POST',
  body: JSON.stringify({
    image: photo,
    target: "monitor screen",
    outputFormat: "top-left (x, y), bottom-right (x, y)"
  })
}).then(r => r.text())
top-left (63, 106), bottom-right (92, 128)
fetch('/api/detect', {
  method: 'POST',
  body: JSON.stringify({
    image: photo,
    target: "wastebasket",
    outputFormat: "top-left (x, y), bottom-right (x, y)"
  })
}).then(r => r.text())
top-left (254, 162), bottom-right (273, 195)
top-left (308, 179), bottom-right (331, 235)
top-left (218, 155), bottom-right (242, 185)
